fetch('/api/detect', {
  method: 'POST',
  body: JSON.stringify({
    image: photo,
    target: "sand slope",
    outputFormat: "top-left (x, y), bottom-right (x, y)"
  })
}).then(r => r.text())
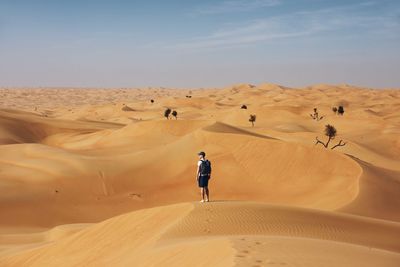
top-left (0, 119), bottom-right (362, 227)
top-left (1, 202), bottom-right (400, 266)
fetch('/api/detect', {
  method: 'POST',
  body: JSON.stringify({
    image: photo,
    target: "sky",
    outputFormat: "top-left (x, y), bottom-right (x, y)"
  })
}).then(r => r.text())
top-left (0, 0), bottom-right (399, 88)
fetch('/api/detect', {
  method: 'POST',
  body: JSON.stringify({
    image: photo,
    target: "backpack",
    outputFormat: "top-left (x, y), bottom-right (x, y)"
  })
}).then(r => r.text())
top-left (199, 160), bottom-right (211, 176)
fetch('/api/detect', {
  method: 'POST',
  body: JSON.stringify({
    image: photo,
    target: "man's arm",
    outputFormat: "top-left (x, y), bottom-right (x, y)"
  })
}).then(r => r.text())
top-left (196, 165), bottom-right (200, 181)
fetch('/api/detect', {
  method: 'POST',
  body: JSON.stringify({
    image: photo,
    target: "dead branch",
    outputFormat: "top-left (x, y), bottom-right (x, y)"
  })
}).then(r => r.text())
top-left (331, 140), bottom-right (347, 150)
top-left (315, 136), bottom-right (327, 148)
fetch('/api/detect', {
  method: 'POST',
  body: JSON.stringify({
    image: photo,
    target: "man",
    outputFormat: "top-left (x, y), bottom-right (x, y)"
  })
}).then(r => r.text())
top-left (196, 151), bottom-right (211, 202)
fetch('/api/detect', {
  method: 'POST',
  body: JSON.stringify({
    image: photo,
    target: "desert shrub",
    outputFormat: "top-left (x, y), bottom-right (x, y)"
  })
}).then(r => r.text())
top-left (164, 108), bottom-right (171, 119)
top-left (338, 106), bottom-right (344, 115)
top-left (172, 110), bottom-right (178, 119)
top-left (249, 114), bottom-right (256, 127)
top-left (315, 124), bottom-right (346, 149)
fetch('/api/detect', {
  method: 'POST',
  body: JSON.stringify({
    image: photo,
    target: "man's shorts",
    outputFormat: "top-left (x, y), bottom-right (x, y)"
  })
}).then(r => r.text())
top-left (198, 175), bottom-right (209, 188)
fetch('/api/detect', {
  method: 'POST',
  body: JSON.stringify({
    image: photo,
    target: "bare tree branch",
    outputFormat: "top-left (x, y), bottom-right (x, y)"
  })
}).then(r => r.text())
top-left (315, 136), bottom-right (327, 148)
top-left (331, 140), bottom-right (347, 150)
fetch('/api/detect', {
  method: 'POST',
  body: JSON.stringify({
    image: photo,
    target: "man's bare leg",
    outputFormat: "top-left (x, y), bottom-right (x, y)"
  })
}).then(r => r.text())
top-left (200, 188), bottom-right (205, 202)
top-left (205, 187), bottom-right (209, 202)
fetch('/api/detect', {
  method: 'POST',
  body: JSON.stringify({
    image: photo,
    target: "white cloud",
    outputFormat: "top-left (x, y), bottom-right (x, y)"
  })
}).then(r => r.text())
top-left (169, 1), bottom-right (399, 51)
top-left (193, 0), bottom-right (281, 15)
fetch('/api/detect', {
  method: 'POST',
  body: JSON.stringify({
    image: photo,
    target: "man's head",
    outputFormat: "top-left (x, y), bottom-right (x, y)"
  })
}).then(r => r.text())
top-left (198, 151), bottom-right (206, 159)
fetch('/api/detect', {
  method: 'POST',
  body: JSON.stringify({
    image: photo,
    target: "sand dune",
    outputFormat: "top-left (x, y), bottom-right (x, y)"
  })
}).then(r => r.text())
top-left (0, 84), bottom-right (399, 266)
top-left (1, 202), bottom-right (400, 266)
top-left (340, 157), bottom-right (400, 222)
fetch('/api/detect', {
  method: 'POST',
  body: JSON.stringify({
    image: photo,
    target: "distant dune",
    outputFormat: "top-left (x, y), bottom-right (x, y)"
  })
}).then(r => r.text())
top-left (0, 84), bottom-right (399, 266)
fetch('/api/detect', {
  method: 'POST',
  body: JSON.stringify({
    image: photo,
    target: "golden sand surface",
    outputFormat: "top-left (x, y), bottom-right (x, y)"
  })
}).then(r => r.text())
top-left (0, 84), bottom-right (399, 266)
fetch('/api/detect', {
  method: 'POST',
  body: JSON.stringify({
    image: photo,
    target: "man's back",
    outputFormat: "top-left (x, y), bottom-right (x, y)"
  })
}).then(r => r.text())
top-left (199, 159), bottom-right (211, 176)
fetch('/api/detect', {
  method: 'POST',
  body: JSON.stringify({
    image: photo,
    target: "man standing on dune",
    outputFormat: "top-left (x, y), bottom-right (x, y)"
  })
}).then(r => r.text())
top-left (196, 151), bottom-right (212, 203)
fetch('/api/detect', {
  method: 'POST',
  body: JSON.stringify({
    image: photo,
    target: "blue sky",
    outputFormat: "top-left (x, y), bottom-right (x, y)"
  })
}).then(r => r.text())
top-left (0, 0), bottom-right (399, 88)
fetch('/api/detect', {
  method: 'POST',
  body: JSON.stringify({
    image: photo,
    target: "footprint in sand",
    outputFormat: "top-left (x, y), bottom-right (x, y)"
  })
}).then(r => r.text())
top-left (128, 193), bottom-right (142, 200)
top-left (267, 261), bottom-right (287, 265)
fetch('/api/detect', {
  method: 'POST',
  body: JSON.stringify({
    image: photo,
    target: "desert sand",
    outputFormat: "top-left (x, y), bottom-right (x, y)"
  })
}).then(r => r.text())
top-left (0, 83), bottom-right (399, 266)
